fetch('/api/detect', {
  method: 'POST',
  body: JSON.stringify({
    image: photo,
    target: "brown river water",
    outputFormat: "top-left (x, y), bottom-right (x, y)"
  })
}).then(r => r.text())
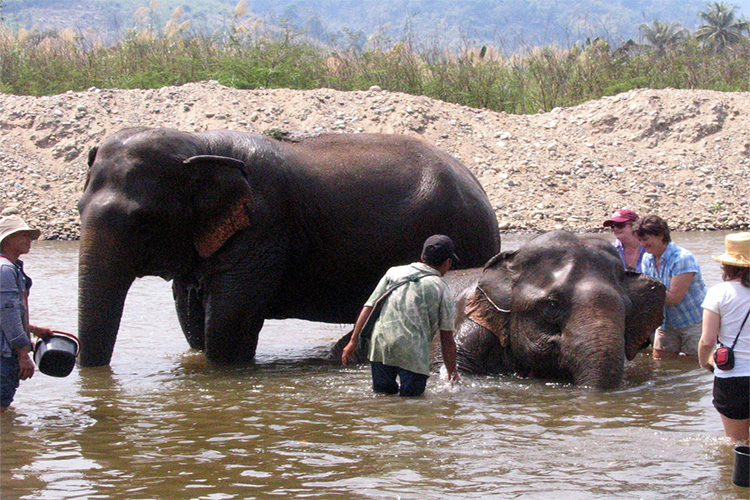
top-left (0, 232), bottom-right (747, 499)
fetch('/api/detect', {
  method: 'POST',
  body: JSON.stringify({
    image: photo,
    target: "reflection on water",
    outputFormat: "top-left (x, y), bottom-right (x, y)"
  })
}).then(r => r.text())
top-left (1, 233), bottom-right (746, 499)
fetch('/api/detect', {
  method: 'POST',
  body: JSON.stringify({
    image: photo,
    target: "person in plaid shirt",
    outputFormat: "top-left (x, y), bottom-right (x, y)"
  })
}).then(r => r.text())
top-left (634, 215), bottom-right (707, 359)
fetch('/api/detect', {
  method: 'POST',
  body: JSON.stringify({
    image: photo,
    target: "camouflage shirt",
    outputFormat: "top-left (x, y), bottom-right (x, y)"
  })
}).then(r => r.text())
top-left (366, 262), bottom-right (456, 376)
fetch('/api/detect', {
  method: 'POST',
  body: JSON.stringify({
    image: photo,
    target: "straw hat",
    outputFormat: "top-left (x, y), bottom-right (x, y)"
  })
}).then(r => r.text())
top-left (0, 215), bottom-right (41, 245)
top-left (712, 232), bottom-right (750, 268)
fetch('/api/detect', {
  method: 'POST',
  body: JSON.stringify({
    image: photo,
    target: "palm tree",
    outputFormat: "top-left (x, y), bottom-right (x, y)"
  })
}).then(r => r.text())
top-left (639, 20), bottom-right (688, 53)
top-left (695, 1), bottom-right (750, 51)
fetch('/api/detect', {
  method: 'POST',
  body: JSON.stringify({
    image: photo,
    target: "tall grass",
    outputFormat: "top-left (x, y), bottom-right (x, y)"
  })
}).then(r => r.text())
top-left (1, 18), bottom-right (750, 114)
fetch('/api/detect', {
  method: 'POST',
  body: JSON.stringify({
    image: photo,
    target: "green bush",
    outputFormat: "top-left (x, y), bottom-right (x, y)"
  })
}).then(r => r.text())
top-left (1, 19), bottom-right (750, 114)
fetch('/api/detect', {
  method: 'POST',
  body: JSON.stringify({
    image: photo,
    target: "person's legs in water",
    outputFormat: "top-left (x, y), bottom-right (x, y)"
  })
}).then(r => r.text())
top-left (397, 368), bottom-right (428, 397)
top-left (714, 376), bottom-right (750, 443)
top-left (1, 355), bottom-right (20, 413)
top-left (371, 362), bottom-right (399, 394)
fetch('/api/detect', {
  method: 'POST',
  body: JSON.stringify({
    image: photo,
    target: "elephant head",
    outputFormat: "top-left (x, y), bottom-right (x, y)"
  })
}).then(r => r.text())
top-left (456, 231), bottom-right (665, 389)
top-left (77, 128), bottom-right (255, 366)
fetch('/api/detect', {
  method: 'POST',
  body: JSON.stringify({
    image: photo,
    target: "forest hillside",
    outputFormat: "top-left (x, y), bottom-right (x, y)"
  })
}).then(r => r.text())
top-left (3, 0), bottom-right (730, 48)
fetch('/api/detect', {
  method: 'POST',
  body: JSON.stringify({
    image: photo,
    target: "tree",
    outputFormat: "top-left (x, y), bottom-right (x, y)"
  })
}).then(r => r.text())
top-left (638, 20), bottom-right (688, 53)
top-left (695, 1), bottom-right (750, 51)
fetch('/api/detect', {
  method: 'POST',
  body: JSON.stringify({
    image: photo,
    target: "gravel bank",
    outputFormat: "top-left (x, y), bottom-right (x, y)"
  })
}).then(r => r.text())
top-left (1, 81), bottom-right (748, 239)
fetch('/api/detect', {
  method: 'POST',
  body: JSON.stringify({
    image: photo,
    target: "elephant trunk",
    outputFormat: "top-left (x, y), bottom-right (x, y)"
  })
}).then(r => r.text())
top-left (77, 230), bottom-right (136, 367)
top-left (562, 312), bottom-right (626, 390)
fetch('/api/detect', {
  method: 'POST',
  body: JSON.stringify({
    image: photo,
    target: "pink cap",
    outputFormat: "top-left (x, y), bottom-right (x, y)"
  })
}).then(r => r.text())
top-left (603, 209), bottom-right (639, 227)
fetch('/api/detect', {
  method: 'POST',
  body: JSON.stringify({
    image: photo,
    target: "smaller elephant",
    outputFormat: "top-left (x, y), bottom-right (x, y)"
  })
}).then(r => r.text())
top-left (440, 231), bottom-right (666, 389)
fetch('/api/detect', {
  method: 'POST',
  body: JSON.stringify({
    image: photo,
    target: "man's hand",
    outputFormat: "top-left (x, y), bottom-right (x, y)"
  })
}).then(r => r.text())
top-left (31, 325), bottom-right (53, 338)
top-left (17, 351), bottom-right (35, 380)
top-left (341, 341), bottom-right (357, 365)
top-left (342, 306), bottom-right (374, 366)
top-left (439, 330), bottom-right (460, 386)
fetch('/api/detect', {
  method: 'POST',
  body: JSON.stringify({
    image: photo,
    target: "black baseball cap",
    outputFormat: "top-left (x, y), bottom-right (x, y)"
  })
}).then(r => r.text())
top-left (422, 234), bottom-right (459, 265)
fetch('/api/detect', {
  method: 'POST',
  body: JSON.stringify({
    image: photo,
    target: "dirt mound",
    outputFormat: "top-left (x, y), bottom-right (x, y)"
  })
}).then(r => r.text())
top-left (0, 81), bottom-right (748, 239)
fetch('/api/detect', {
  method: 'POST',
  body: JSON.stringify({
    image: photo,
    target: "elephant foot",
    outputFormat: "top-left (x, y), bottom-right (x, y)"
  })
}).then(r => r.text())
top-left (204, 316), bottom-right (263, 364)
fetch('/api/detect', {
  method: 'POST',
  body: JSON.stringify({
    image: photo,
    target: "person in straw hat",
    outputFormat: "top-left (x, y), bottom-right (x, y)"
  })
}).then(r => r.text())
top-left (699, 232), bottom-right (750, 443)
top-left (0, 215), bottom-right (54, 414)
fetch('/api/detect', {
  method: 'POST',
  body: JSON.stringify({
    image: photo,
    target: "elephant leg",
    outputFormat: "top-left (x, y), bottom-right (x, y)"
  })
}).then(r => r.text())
top-left (236, 315), bottom-right (264, 362)
top-left (173, 279), bottom-right (206, 351)
top-left (453, 323), bottom-right (509, 375)
top-left (198, 235), bottom-right (288, 363)
top-left (203, 294), bottom-right (265, 363)
top-left (200, 264), bottom-right (282, 362)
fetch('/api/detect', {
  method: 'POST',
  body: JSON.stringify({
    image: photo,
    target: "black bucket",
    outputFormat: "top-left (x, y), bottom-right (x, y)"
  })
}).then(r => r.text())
top-left (734, 445), bottom-right (750, 488)
top-left (34, 332), bottom-right (79, 377)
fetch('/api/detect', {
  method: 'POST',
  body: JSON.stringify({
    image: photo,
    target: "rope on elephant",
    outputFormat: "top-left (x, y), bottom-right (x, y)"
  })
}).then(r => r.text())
top-left (476, 286), bottom-right (511, 314)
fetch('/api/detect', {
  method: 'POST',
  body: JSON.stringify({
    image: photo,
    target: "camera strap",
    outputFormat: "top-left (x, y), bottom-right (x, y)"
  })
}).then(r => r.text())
top-left (725, 306), bottom-right (750, 350)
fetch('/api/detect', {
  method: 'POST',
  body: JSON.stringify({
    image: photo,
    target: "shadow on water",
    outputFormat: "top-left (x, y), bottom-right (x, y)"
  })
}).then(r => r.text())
top-left (2, 233), bottom-right (747, 499)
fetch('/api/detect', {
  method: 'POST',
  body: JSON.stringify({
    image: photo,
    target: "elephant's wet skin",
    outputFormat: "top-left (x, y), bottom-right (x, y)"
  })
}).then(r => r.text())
top-left (439, 231), bottom-right (666, 389)
top-left (77, 127), bottom-right (501, 367)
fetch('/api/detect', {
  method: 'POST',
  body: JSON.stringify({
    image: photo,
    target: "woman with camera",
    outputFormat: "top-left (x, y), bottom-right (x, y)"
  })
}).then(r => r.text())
top-left (699, 232), bottom-right (750, 443)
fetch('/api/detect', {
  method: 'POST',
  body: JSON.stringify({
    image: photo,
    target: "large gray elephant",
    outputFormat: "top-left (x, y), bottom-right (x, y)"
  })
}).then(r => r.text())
top-left (77, 127), bottom-right (501, 366)
top-left (440, 231), bottom-right (665, 389)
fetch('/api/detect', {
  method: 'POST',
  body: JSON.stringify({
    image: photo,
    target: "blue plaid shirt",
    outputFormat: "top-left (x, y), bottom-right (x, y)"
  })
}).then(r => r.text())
top-left (642, 242), bottom-right (706, 330)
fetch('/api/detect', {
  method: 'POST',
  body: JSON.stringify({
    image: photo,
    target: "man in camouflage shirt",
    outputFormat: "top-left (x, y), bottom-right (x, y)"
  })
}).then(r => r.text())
top-left (342, 235), bottom-right (460, 396)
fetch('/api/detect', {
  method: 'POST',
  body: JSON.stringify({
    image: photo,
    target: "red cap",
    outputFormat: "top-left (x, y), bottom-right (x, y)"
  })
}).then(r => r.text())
top-left (603, 209), bottom-right (639, 227)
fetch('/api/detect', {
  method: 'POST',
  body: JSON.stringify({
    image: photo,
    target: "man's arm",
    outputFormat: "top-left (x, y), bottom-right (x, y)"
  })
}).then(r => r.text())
top-left (439, 330), bottom-right (460, 383)
top-left (665, 272), bottom-right (694, 306)
top-left (1, 265), bottom-right (32, 351)
top-left (341, 305), bottom-right (374, 365)
top-left (30, 325), bottom-right (53, 338)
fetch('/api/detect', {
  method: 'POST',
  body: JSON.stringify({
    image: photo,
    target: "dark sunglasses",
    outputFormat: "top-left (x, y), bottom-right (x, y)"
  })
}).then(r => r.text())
top-left (611, 222), bottom-right (629, 229)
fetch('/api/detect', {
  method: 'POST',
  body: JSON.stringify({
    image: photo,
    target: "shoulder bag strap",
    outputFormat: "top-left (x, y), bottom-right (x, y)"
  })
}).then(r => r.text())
top-left (729, 306), bottom-right (750, 350)
top-left (357, 272), bottom-right (433, 348)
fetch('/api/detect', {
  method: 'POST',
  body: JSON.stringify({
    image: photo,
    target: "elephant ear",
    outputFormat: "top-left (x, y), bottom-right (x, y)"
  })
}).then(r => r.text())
top-left (464, 251), bottom-right (516, 346)
top-left (87, 146), bottom-right (99, 167)
top-left (185, 155), bottom-right (255, 258)
top-left (622, 271), bottom-right (666, 360)
top-left (83, 146), bottom-right (99, 191)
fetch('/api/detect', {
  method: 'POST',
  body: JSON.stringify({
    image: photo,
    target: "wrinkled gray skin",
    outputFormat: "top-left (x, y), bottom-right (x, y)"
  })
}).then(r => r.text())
top-left (77, 127), bottom-right (501, 367)
top-left (439, 231), bottom-right (665, 389)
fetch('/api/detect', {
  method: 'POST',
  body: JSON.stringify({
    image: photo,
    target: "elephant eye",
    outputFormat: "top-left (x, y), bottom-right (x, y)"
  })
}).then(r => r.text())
top-left (538, 298), bottom-right (563, 323)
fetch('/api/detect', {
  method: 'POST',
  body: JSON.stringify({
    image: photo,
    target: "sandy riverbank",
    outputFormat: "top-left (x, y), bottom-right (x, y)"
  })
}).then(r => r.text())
top-left (1, 82), bottom-right (748, 239)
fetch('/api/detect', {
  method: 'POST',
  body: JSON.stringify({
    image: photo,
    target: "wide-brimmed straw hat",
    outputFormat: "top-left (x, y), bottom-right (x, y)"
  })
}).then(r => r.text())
top-left (0, 215), bottom-right (41, 245)
top-left (712, 232), bottom-right (750, 268)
